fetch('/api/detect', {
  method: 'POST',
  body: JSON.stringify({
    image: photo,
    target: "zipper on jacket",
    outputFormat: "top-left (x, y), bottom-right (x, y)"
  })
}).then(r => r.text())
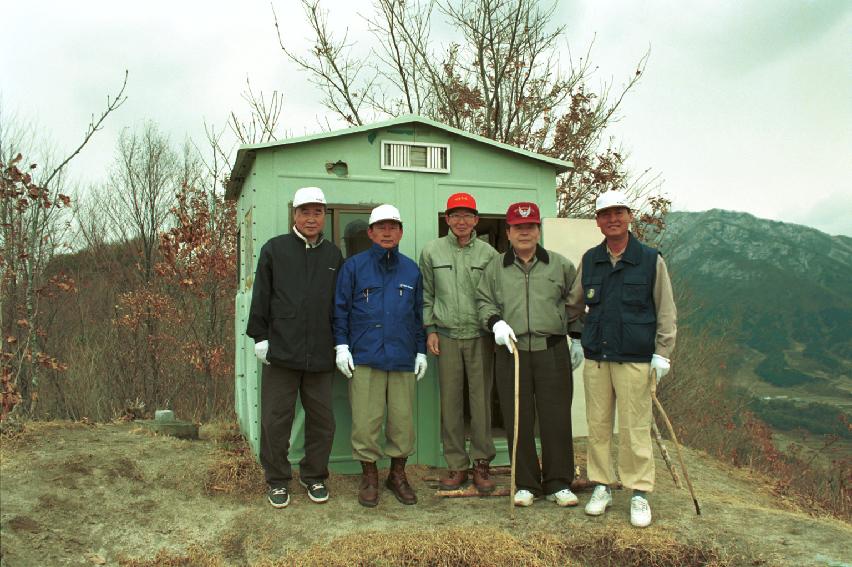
top-left (525, 271), bottom-right (531, 351)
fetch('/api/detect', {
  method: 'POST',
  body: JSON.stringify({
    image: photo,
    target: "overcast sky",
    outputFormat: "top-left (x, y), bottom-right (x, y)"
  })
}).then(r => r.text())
top-left (3, 0), bottom-right (850, 236)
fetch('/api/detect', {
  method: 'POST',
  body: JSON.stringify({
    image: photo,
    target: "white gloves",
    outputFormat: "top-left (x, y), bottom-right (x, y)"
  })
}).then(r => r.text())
top-left (335, 344), bottom-right (355, 378)
top-left (569, 338), bottom-right (584, 371)
top-left (492, 320), bottom-right (517, 353)
top-left (414, 353), bottom-right (428, 381)
top-left (254, 340), bottom-right (269, 365)
top-left (650, 354), bottom-right (671, 383)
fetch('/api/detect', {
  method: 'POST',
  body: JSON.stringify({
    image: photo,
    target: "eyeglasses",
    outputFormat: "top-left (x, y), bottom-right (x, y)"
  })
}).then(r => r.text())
top-left (448, 213), bottom-right (476, 221)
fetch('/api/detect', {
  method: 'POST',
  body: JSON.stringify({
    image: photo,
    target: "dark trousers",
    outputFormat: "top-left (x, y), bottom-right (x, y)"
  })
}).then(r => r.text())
top-left (260, 364), bottom-right (335, 487)
top-left (495, 339), bottom-right (574, 496)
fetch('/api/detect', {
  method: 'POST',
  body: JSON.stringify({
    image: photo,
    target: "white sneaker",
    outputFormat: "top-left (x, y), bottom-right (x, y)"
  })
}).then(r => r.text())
top-left (630, 495), bottom-right (652, 527)
top-left (513, 489), bottom-right (534, 507)
top-left (584, 485), bottom-right (612, 516)
top-left (546, 488), bottom-right (579, 507)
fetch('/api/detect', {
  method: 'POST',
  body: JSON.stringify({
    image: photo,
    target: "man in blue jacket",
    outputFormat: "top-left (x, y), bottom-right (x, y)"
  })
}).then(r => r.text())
top-left (333, 204), bottom-right (428, 507)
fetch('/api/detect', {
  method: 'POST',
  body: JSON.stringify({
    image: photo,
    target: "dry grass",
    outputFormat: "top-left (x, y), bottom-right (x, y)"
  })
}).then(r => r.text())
top-left (117, 526), bottom-right (734, 567)
top-left (202, 423), bottom-right (265, 496)
top-left (0, 419), bottom-right (93, 450)
top-left (118, 545), bottom-right (225, 567)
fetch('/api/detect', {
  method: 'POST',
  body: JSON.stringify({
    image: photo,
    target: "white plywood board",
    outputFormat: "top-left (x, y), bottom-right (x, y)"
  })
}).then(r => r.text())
top-left (541, 217), bottom-right (606, 438)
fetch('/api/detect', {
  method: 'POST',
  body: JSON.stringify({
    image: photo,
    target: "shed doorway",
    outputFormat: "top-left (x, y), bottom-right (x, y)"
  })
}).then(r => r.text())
top-left (437, 213), bottom-right (510, 439)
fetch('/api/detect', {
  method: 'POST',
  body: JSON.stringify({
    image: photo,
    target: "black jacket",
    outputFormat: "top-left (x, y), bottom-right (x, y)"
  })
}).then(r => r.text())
top-left (247, 233), bottom-right (343, 371)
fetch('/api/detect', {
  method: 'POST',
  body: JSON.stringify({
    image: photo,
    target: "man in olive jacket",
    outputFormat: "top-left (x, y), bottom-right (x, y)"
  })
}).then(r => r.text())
top-left (247, 186), bottom-right (344, 509)
top-left (419, 192), bottom-right (499, 493)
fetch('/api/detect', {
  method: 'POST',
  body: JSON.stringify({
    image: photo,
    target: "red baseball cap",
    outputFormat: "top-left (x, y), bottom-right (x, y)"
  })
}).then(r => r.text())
top-left (446, 192), bottom-right (478, 214)
top-left (505, 202), bottom-right (541, 225)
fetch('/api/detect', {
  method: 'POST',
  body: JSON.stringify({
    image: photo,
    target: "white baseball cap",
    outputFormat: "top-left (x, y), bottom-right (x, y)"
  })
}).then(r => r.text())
top-left (594, 190), bottom-right (631, 214)
top-left (293, 186), bottom-right (327, 208)
top-left (369, 204), bottom-right (402, 226)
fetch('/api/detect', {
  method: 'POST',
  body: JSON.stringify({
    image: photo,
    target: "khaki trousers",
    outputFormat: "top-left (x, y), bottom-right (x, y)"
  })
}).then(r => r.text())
top-left (349, 365), bottom-right (416, 462)
top-left (437, 336), bottom-right (496, 470)
top-left (584, 360), bottom-right (655, 492)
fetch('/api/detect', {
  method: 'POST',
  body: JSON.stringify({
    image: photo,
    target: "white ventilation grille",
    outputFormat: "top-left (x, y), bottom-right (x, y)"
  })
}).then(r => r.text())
top-left (381, 141), bottom-right (450, 173)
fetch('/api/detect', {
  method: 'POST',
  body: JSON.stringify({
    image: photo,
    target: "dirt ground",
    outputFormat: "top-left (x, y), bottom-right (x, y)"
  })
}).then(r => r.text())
top-left (1, 421), bottom-right (850, 567)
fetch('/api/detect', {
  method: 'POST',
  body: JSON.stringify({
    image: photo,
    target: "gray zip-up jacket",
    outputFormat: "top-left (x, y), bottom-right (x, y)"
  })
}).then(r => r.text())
top-left (476, 245), bottom-right (579, 352)
top-left (420, 231), bottom-right (498, 339)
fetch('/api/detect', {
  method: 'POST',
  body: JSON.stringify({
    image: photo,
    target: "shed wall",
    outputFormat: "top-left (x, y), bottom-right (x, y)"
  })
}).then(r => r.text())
top-left (234, 123), bottom-right (567, 473)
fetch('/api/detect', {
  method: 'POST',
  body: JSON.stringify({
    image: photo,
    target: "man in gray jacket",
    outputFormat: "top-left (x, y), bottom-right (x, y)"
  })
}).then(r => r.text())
top-left (476, 201), bottom-right (584, 508)
top-left (419, 192), bottom-right (499, 493)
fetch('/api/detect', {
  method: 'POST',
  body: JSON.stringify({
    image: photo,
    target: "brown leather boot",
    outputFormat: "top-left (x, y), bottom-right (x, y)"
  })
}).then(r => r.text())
top-left (386, 457), bottom-right (417, 505)
top-left (438, 469), bottom-right (469, 491)
top-left (358, 461), bottom-right (379, 507)
top-left (473, 459), bottom-right (496, 494)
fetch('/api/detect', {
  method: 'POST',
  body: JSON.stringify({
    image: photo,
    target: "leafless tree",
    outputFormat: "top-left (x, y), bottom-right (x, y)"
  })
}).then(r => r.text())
top-left (276, 0), bottom-right (666, 219)
top-left (1, 72), bottom-right (127, 419)
top-left (107, 121), bottom-right (181, 284)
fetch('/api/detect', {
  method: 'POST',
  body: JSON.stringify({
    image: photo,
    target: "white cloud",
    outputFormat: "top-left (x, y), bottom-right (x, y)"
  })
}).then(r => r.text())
top-left (1, 0), bottom-right (850, 235)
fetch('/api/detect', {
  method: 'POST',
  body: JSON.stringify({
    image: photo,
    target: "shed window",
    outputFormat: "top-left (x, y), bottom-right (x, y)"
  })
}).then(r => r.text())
top-left (381, 141), bottom-right (450, 173)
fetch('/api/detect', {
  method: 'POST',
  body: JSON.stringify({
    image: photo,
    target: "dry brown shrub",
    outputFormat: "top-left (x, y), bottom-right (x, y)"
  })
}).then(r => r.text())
top-left (203, 427), bottom-right (265, 496)
top-left (553, 526), bottom-right (731, 567)
top-left (265, 528), bottom-right (554, 567)
top-left (117, 545), bottom-right (224, 567)
top-left (113, 526), bottom-right (737, 567)
top-left (256, 526), bottom-right (729, 567)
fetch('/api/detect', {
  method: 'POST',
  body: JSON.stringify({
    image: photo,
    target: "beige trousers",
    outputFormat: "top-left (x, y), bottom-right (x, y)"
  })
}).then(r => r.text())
top-left (584, 360), bottom-right (655, 492)
top-left (349, 365), bottom-right (416, 462)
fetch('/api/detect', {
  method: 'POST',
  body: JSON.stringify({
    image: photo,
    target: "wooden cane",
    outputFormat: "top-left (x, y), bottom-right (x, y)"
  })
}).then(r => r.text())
top-left (652, 420), bottom-right (681, 489)
top-left (510, 338), bottom-right (520, 520)
top-left (651, 370), bottom-right (701, 515)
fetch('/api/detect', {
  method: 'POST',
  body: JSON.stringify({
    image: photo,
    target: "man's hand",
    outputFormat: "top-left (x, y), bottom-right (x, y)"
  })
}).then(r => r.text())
top-left (335, 345), bottom-right (355, 378)
top-left (650, 354), bottom-right (671, 383)
top-left (492, 320), bottom-right (517, 354)
top-left (427, 332), bottom-right (441, 356)
top-left (569, 338), bottom-right (584, 371)
top-left (414, 353), bottom-right (428, 381)
top-left (254, 340), bottom-right (269, 365)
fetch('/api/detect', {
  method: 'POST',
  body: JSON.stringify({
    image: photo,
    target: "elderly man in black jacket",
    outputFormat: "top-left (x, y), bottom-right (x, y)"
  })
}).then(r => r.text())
top-left (247, 186), bottom-right (344, 508)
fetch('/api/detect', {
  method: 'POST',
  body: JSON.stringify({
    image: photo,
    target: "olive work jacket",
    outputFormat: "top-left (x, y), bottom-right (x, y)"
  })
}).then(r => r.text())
top-left (419, 230), bottom-right (498, 339)
top-left (476, 245), bottom-right (579, 352)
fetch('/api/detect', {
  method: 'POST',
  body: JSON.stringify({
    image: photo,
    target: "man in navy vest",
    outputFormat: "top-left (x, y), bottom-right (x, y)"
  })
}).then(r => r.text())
top-left (567, 190), bottom-right (677, 527)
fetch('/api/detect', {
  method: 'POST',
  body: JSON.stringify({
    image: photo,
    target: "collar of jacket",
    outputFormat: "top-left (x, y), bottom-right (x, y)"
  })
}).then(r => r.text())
top-left (368, 242), bottom-right (400, 267)
top-left (292, 225), bottom-right (324, 248)
top-left (503, 244), bottom-right (549, 267)
top-left (447, 229), bottom-right (478, 248)
top-left (591, 231), bottom-right (641, 265)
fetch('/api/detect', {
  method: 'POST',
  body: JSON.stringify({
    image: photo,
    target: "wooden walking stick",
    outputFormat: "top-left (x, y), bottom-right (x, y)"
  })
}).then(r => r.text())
top-left (652, 420), bottom-right (681, 489)
top-left (651, 371), bottom-right (701, 515)
top-left (510, 338), bottom-right (520, 520)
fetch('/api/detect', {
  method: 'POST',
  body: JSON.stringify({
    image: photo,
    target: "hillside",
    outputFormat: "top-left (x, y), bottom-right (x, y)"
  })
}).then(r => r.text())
top-left (658, 209), bottom-right (852, 436)
top-left (1, 422), bottom-right (850, 566)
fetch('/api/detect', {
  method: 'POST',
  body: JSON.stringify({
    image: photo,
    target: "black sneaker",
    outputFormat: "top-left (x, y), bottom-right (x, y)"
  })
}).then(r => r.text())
top-left (299, 479), bottom-right (329, 503)
top-left (267, 486), bottom-right (290, 508)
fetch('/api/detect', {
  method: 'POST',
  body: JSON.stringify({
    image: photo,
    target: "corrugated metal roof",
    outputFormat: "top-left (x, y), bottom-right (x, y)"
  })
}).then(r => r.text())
top-left (226, 114), bottom-right (572, 199)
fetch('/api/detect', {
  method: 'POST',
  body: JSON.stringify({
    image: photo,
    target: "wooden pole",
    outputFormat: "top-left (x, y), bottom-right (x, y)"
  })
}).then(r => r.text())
top-left (652, 420), bottom-right (682, 489)
top-left (510, 339), bottom-right (520, 520)
top-left (652, 371), bottom-right (701, 515)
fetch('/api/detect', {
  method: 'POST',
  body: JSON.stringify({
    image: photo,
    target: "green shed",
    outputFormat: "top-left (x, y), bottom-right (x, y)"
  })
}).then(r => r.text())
top-left (227, 114), bottom-right (571, 474)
